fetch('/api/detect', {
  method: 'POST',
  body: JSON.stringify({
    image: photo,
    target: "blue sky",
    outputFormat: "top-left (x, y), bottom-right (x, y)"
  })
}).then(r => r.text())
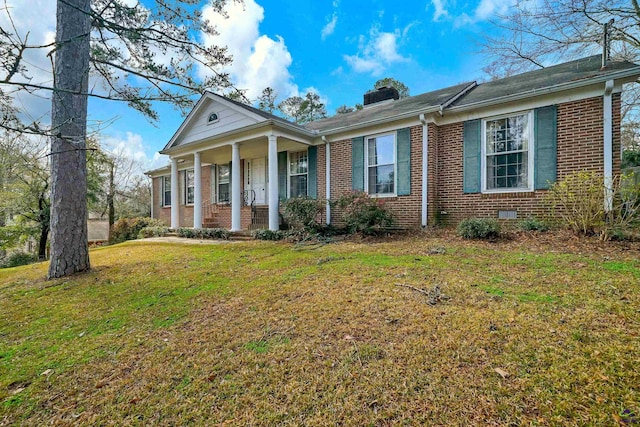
top-left (6, 0), bottom-right (513, 171)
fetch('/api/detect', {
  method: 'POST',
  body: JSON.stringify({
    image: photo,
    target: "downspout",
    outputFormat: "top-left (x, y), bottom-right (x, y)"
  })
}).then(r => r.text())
top-left (150, 176), bottom-right (154, 219)
top-left (322, 136), bottom-right (331, 225)
top-left (419, 114), bottom-right (429, 227)
top-left (603, 79), bottom-right (614, 213)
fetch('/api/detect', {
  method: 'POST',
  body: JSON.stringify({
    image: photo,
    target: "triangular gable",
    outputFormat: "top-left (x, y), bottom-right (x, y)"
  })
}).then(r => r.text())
top-left (162, 92), bottom-right (267, 151)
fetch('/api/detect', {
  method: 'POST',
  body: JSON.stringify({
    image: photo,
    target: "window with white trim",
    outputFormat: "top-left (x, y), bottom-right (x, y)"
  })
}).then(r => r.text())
top-left (366, 133), bottom-right (395, 195)
top-left (162, 175), bottom-right (171, 207)
top-left (483, 112), bottom-right (533, 192)
top-left (289, 150), bottom-right (308, 198)
top-left (217, 164), bottom-right (230, 203)
top-left (184, 169), bottom-right (195, 204)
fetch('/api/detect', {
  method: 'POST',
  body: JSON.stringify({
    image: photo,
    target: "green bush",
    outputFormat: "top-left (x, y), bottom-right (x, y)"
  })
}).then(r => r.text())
top-left (457, 218), bottom-right (501, 239)
top-left (517, 217), bottom-right (549, 232)
top-left (335, 191), bottom-right (394, 235)
top-left (282, 197), bottom-right (325, 232)
top-left (0, 251), bottom-right (38, 269)
top-left (252, 229), bottom-right (287, 241)
top-left (111, 217), bottom-right (165, 243)
top-left (138, 226), bottom-right (170, 238)
top-left (177, 228), bottom-right (230, 240)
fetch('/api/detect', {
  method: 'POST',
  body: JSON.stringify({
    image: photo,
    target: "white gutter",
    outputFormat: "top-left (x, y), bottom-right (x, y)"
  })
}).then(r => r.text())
top-left (161, 120), bottom-right (316, 155)
top-left (419, 114), bottom-right (429, 227)
top-left (446, 67), bottom-right (640, 114)
top-left (604, 79), bottom-right (614, 212)
top-left (322, 135), bottom-right (331, 225)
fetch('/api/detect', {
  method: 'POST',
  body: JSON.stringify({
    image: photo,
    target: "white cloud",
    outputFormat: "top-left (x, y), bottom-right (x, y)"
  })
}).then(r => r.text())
top-left (343, 27), bottom-right (409, 76)
top-left (454, 0), bottom-right (516, 26)
top-left (321, 14), bottom-right (338, 40)
top-left (430, 0), bottom-right (449, 21)
top-left (102, 131), bottom-right (168, 176)
top-left (199, 0), bottom-right (298, 101)
top-left (1, 0), bottom-right (57, 124)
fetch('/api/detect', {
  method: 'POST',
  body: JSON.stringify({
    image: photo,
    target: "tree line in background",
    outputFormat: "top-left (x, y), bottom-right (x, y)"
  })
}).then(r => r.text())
top-left (0, 132), bottom-right (150, 264)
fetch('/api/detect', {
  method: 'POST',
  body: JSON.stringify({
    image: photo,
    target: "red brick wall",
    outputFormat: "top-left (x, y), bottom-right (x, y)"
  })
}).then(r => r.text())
top-left (434, 94), bottom-right (621, 226)
top-left (328, 125), bottom-right (424, 229)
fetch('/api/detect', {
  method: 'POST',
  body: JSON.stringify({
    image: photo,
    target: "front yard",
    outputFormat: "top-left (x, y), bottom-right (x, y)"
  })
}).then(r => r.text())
top-left (0, 233), bottom-right (639, 425)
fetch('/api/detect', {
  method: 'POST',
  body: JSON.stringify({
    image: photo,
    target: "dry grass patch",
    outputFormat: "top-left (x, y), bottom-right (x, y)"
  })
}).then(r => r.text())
top-left (1, 234), bottom-right (639, 425)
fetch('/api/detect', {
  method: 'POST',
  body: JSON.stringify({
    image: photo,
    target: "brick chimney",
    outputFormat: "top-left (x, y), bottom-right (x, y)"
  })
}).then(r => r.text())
top-left (364, 86), bottom-right (400, 106)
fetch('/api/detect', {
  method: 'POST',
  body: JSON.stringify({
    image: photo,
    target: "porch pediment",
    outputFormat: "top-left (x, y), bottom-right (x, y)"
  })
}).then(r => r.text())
top-left (163, 93), bottom-right (269, 151)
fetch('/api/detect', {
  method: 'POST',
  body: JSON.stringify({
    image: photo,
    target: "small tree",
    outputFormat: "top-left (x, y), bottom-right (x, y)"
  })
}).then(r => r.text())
top-left (278, 92), bottom-right (327, 124)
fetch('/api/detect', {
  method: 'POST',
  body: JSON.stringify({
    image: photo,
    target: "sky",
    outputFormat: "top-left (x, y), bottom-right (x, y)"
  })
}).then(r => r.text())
top-left (3, 0), bottom-right (515, 172)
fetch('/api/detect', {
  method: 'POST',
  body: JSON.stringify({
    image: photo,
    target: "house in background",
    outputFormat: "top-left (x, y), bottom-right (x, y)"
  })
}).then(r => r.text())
top-left (145, 55), bottom-right (640, 231)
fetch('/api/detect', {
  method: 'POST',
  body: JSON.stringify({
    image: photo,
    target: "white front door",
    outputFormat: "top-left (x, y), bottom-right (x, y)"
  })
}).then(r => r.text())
top-left (246, 157), bottom-right (267, 205)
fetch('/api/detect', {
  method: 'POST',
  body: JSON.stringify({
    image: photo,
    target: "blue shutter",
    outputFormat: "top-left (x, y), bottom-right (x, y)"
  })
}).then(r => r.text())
top-left (534, 105), bottom-right (557, 190)
top-left (463, 119), bottom-right (481, 193)
top-left (396, 128), bottom-right (411, 196)
top-left (352, 136), bottom-right (364, 191)
top-left (278, 151), bottom-right (288, 201)
top-left (307, 146), bottom-right (317, 198)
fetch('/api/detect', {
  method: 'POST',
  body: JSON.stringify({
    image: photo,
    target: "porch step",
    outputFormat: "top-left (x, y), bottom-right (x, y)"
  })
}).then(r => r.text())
top-left (229, 231), bottom-right (253, 241)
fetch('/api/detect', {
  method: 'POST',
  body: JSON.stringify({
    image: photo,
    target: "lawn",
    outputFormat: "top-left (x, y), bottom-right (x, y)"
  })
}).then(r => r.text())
top-left (1, 233), bottom-right (639, 426)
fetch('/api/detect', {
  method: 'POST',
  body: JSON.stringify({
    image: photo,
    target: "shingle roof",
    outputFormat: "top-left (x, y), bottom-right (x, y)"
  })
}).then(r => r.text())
top-left (304, 81), bottom-right (476, 132)
top-left (451, 55), bottom-right (638, 108)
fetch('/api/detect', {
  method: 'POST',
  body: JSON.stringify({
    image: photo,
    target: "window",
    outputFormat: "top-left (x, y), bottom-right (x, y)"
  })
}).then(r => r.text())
top-left (162, 175), bottom-right (171, 207)
top-left (218, 164), bottom-right (230, 203)
top-left (482, 112), bottom-right (533, 192)
top-left (289, 151), bottom-right (308, 198)
top-left (207, 112), bottom-right (219, 123)
top-left (366, 133), bottom-right (395, 195)
top-left (184, 169), bottom-right (195, 204)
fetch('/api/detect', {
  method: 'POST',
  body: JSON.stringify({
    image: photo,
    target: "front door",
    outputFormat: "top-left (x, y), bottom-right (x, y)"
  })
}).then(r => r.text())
top-left (246, 157), bottom-right (266, 205)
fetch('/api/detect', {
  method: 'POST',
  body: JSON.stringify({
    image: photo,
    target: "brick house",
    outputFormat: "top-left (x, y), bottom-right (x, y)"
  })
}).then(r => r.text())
top-left (146, 55), bottom-right (640, 231)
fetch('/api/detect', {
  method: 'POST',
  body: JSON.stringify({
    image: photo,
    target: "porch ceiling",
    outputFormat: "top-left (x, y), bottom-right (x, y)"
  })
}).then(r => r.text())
top-left (188, 136), bottom-right (311, 165)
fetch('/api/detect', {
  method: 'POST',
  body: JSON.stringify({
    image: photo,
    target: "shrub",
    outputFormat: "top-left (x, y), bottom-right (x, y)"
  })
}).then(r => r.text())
top-left (457, 218), bottom-right (501, 239)
top-left (544, 171), bottom-right (640, 240)
top-left (111, 217), bottom-right (165, 243)
top-left (200, 228), bottom-right (230, 240)
top-left (252, 229), bottom-right (287, 241)
top-left (335, 191), bottom-right (394, 235)
top-left (138, 226), bottom-right (170, 238)
top-left (281, 197), bottom-right (325, 232)
top-left (176, 228), bottom-right (230, 240)
top-left (517, 217), bottom-right (549, 232)
top-left (0, 251), bottom-right (37, 269)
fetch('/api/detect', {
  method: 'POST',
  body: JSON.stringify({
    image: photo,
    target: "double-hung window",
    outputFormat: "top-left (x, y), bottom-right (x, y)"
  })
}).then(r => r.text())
top-left (289, 151), bottom-right (308, 198)
top-left (162, 175), bottom-right (171, 207)
top-left (217, 164), bottom-right (230, 203)
top-left (366, 133), bottom-right (395, 196)
top-left (483, 112), bottom-right (533, 192)
top-left (184, 169), bottom-right (195, 204)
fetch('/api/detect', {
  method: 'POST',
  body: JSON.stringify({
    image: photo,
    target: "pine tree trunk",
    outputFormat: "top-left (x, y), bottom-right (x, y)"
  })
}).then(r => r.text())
top-left (48, 0), bottom-right (91, 278)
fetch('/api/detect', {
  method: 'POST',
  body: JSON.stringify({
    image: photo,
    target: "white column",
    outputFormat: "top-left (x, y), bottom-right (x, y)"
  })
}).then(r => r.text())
top-left (268, 134), bottom-right (279, 231)
top-left (231, 143), bottom-right (241, 231)
top-left (193, 152), bottom-right (202, 229)
top-left (325, 141), bottom-right (331, 225)
top-left (170, 158), bottom-right (179, 229)
top-left (603, 80), bottom-right (614, 213)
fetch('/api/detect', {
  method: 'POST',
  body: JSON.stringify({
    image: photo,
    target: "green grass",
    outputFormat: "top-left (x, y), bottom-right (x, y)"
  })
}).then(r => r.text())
top-left (0, 235), bottom-right (639, 426)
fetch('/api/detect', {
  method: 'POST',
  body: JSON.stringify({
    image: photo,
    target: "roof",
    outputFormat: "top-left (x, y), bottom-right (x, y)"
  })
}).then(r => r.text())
top-left (304, 81), bottom-right (476, 133)
top-left (451, 55), bottom-right (639, 108)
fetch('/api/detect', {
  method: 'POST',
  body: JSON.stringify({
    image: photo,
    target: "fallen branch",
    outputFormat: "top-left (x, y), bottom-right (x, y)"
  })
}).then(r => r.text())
top-left (396, 283), bottom-right (449, 305)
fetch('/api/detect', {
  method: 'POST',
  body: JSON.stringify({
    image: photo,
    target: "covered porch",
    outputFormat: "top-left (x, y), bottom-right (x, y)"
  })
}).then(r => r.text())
top-left (166, 131), bottom-right (315, 232)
